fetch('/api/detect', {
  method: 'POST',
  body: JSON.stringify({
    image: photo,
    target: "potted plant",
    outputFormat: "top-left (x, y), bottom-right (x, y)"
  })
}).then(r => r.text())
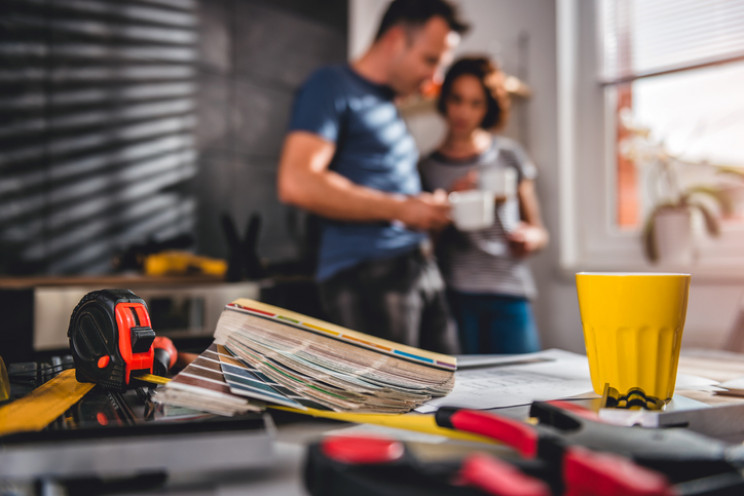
top-left (641, 186), bottom-right (726, 264)
top-left (620, 115), bottom-right (743, 264)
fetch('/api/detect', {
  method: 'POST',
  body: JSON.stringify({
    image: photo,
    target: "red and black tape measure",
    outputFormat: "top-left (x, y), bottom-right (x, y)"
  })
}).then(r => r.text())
top-left (67, 289), bottom-right (167, 391)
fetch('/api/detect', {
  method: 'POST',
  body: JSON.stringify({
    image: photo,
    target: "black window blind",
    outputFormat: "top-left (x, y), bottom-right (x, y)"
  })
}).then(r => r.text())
top-left (0, 0), bottom-right (198, 275)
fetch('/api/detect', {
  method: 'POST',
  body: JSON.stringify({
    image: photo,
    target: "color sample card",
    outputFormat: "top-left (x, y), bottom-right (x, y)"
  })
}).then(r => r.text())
top-left (216, 344), bottom-right (307, 410)
top-left (154, 343), bottom-right (260, 416)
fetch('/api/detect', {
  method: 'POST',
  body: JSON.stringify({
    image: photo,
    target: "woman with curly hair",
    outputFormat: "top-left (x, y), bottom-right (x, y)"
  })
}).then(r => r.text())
top-left (419, 56), bottom-right (549, 354)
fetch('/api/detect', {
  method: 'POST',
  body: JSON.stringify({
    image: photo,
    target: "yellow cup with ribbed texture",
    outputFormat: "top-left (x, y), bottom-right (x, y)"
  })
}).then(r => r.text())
top-left (576, 272), bottom-right (691, 404)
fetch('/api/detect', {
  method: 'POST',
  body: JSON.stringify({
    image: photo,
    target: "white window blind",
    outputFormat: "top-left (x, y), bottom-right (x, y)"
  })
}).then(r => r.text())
top-left (599, 0), bottom-right (744, 84)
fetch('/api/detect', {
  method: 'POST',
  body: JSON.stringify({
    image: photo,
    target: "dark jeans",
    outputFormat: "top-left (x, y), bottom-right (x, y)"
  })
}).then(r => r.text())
top-left (318, 247), bottom-right (460, 355)
top-left (448, 291), bottom-right (540, 354)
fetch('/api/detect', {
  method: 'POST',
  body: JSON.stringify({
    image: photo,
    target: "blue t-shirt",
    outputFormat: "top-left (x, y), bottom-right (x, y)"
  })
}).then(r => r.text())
top-left (288, 64), bottom-right (425, 281)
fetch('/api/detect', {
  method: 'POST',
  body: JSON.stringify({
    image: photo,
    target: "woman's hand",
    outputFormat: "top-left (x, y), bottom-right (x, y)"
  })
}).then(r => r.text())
top-left (507, 222), bottom-right (548, 258)
top-left (449, 170), bottom-right (478, 192)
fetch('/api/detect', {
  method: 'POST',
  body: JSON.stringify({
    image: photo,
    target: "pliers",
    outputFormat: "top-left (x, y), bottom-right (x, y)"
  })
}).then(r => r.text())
top-left (435, 400), bottom-right (744, 495)
top-left (304, 401), bottom-right (744, 496)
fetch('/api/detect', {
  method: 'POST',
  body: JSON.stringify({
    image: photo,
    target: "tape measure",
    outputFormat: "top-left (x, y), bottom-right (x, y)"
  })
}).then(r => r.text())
top-left (68, 289), bottom-right (173, 391)
top-left (0, 290), bottom-right (174, 437)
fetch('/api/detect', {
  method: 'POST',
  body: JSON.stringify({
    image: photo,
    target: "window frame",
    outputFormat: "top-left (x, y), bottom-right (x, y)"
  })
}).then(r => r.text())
top-left (557, 0), bottom-right (744, 281)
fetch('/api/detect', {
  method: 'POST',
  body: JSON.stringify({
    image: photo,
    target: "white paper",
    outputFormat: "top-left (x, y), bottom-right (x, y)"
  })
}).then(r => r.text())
top-left (415, 349), bottom-right (594, 413)
top-left (718, 376), bottom-right (744, 390)
top-left (674, 373), bottom-right (721, 391)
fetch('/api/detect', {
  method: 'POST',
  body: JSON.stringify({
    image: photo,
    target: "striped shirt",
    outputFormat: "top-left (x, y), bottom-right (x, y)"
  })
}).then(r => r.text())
top-left (419, 136), bottom-right (537, 298)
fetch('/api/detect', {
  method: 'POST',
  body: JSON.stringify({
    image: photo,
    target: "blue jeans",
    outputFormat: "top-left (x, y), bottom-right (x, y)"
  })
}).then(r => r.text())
top-left (448, 291), bottom-right (540, 354)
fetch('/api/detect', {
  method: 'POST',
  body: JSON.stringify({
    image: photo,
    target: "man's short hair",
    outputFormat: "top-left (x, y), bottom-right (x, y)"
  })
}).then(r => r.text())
top-left (374, 0), bottom-right (470, 41)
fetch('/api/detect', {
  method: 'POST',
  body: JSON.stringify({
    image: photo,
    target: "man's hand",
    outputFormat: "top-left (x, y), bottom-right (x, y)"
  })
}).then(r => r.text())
top-left (279, 132), bottom-right (452, 228)
top-left (396, 189), bottom-right (451, 231)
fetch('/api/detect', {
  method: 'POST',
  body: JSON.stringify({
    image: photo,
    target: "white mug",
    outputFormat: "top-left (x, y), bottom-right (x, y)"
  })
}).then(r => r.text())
top-left (478, 167), bottom-right (517, 200)
top-left (449, 190), bottom-right (494, 231)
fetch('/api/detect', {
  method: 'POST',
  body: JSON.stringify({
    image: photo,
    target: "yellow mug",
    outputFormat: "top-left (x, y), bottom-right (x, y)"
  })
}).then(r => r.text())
top-left (575, 272), bottom-right (691, 404)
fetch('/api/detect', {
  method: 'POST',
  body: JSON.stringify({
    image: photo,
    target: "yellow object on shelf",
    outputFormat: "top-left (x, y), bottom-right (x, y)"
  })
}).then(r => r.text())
top-left (144, 250), bottom-right (227, 277)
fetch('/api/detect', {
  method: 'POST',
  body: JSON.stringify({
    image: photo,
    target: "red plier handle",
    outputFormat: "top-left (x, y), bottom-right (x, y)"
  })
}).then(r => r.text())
top-left (436, 406), bottom-right (539, 458)
top-left (435, 406), bottom-right (676, 496)
top-left (319, 434), bottom-right (551, 496)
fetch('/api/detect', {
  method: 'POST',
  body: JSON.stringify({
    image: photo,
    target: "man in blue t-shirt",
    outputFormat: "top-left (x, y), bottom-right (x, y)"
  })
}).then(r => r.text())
top-left (277, 0), bottom-right (469, 353)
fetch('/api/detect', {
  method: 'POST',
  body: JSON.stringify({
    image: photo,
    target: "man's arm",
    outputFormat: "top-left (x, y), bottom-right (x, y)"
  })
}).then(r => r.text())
top-left (277, 131), bottom-right (450, 231)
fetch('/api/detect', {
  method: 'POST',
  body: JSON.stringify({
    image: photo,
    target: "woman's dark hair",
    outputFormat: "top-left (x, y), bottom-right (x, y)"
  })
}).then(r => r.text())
top-left (437, 56), bottom-right (511, 130)
top-left (374, 0), bottom-right (470, 41)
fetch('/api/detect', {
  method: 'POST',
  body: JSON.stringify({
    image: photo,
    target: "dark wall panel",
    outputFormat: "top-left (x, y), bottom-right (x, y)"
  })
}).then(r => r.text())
top-left (230, 79), bottom-right (292, 157)
top-left (0, 0), bottom-right (198, 275)
top-left (194, 0), bottom-right (347, 265)
top-left (0, 0), bottom-right (347, 276)
top-left (233, 2), bottom-right (346, 88)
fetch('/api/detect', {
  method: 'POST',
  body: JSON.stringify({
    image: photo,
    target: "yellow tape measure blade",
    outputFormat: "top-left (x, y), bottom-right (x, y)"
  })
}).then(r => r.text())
top-left (135, 373), bottom-right (171, 385)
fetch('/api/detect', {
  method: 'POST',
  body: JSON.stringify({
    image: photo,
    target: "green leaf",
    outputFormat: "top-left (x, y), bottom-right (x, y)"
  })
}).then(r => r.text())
top-left (716, 166), bottom-right (744, 179)
top-left (682, 185), bottom-right (732, 215)
top-left (642, 211), bottom-right (658, 263)
top-left (687, 200), bottom-right (721, 237)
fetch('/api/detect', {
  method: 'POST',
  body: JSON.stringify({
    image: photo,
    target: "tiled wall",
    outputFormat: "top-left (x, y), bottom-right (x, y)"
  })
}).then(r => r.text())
top-left (0, 0), bottom-right (200, 275)
top-left (194, 0), bottom-right (347, 268)
top-left (0, 0), bottom-right (346, 276)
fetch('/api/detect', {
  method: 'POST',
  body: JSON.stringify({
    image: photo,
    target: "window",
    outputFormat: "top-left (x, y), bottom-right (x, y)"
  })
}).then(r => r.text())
top-left (559, 0), bottom-right (744, 277)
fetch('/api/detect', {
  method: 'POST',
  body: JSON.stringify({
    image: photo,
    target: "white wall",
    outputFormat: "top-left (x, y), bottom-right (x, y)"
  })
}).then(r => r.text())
top-left (348, 0), bottom-right (744, 353)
